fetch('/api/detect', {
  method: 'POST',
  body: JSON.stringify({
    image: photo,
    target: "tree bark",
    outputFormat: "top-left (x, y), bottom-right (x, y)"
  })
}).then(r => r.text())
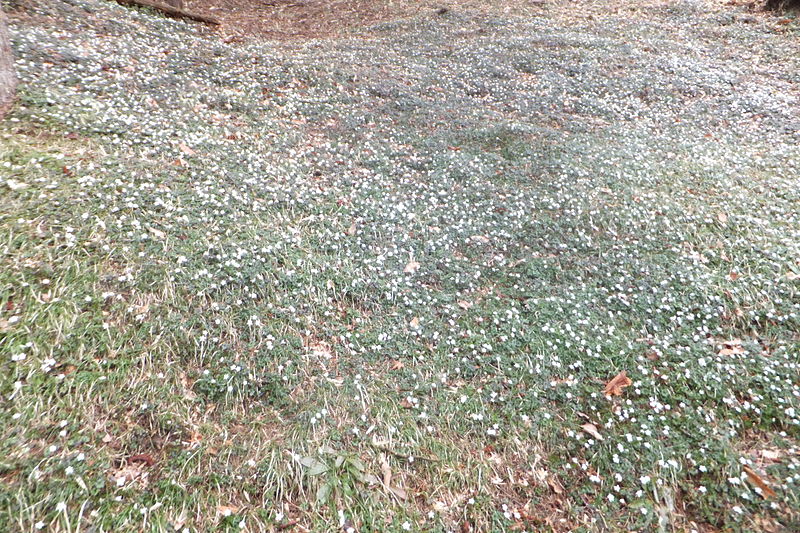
top-left (0, 8), bottom-right (17, 120)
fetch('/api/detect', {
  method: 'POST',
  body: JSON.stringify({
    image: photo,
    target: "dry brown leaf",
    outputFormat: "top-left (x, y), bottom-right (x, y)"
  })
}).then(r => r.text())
top-left (111, 464), bottom-right (148, 487)
top-left (403, 260), bottom-right (420, 274)
top-left (604, 371), bottom-right (632, 397)
top-left (185, 430), bottom-right (202, 449)
top-left (388, 486), bottom-right (407, 500)
top-left (216, 504), bottom-right (239, 517)
top-left (178, 142), bottom-right (196, 155)
top-left (743, 465), bottom-right (777, 499)
top-left (399, 398), bottom-right (413, 409)
top-left (580, 423), bottom-right (604, 441)
top-left (457, 300), bottom-right (473, 310)
top-left (148, 227), bottom-right (166, 239)
top-left (546, 475), bottom-right (564, 494)
top-left (346, 222), bottom-right (356, 236)
top-left (719, 339), bottom-right (745, 356)
top-left (786, 272), bottom-right (799, 281)
top-left (129, 453), bottom-right (155, 466)
top-left (389, 360), bottom-right (404, 371)
top-left (729, 271), bottom-right (739, 281)
top-left (379, 453), bottom-right (392, 486)
top-left (409, 316), bottom-right (420, 328)
top-left (717, 212), bottom-right (728, 224)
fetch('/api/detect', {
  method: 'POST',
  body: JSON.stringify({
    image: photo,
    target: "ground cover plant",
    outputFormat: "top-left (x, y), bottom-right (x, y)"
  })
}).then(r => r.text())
top-left (1, 0), bottom-right (799, 531)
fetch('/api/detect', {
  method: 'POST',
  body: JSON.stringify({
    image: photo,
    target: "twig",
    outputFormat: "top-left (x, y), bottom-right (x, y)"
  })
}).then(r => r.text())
top-left (112, 0), bottom-right (221, 25)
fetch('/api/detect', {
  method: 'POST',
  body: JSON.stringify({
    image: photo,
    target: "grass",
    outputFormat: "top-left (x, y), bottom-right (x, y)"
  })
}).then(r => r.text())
top-left (2, 0), bottom-right (800, 531)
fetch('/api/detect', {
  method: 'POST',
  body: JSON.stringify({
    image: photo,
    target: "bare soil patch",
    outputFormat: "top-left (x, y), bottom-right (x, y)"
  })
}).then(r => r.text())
top-left (182, 0), bottom-right (547, 40)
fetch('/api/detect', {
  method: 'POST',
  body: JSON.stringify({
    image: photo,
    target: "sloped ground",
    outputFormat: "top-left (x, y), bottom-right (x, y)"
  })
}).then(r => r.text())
top-left (1, 0), bottom-right (799, 531)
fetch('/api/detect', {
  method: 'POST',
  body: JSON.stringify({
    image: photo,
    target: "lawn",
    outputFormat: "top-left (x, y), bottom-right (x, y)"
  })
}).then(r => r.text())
top-left (1, 0), bottom-right (799, 531)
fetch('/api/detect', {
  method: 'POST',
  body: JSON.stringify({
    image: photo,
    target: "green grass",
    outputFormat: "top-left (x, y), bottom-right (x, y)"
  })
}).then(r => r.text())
top-left (3, 0), bottom-right (800, 531)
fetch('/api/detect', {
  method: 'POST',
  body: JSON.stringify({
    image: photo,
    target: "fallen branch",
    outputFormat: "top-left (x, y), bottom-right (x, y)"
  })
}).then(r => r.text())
top-left (112, 0), bottom-right (221, 25)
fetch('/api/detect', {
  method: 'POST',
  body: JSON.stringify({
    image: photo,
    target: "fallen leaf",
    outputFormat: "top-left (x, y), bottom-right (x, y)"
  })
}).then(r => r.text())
top-left (389, 360), bottom-right (404, 371)
top-left (729, 271), bottom-right (739, 281)
top-left (345, 222), bottom-right (356, 236)
top-left (457, 300), bottom-right (472, 310)
top-left (403, 260), bottom-right (420, 274)
top-left (786, 272), bottom-right (799, 281)
top-left (433, 501), bottom-right (448, 513)
top-left (178, 142), bottom-right (196, 155)
top-left (409, 317), bottom-right (420, 328)
top-left (399, 398), bottom-right (414, 409)
top-left (216, 504), bottom-right (239, 517)
top-left (743, 465), bottom-right (777, 499)
top-left (604, 371), bottom-right (632, 397)
top-left (129, 453), bottom-right (156, 466)
top-left (717, 212), bottom-right (728, 224)
top-left (379, 453), bottom-right (392, 486)
top-left (148, 227), bottom-right (166, 239)
top-left (389, 486), bottom-right (408, 500)
top-left (718, 339), bottom-right (745, 356)
top-left (185, 430), bottom-right (202, 448)
top-left (546, 475), bottom-right (564, 494)
top-left (109, 460), bottom-right (150, 487)
top-left (580, 423), bottom-right (604, 441)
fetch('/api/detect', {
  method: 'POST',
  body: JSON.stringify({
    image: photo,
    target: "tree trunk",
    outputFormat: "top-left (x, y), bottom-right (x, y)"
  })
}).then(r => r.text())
top-left (0, 8), bottom-right (16, 120)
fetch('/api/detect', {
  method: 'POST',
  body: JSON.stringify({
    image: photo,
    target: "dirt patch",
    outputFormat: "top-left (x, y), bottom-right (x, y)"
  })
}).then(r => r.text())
top-left (183, 0), bottom-right (548, 40)
top-left (183, 0), bottom-right (429, 40)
